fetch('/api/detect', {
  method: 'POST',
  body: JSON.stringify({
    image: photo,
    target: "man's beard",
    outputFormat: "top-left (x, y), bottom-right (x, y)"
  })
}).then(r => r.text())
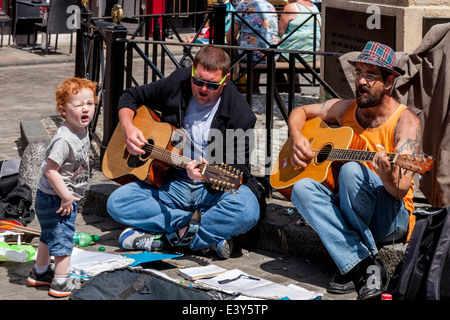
top-left (356, 84), bottom-right (385, 109)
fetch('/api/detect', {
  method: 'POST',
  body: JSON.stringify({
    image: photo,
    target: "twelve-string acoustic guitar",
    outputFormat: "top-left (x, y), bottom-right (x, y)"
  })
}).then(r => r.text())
top-left (270, 118), bottom-right (433, 200)
top-left (102, 106), bottom-right (243, 194)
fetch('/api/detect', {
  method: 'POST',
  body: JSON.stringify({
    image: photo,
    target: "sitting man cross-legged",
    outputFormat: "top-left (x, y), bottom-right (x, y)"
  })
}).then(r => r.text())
top-left (106, 45), bottom-right (264, 259)
top-left (287, 42), bottom-right (422, 299)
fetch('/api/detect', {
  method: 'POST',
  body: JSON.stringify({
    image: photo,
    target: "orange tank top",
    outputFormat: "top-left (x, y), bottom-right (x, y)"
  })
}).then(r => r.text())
top-left (341, 100), bottom-right (415, 241)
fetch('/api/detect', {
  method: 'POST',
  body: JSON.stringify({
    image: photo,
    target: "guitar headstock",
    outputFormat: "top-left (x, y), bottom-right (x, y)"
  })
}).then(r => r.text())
top-left (203, 163), bottom-right (243, 194)
top-left (396, 154), bottom-right (433, 175)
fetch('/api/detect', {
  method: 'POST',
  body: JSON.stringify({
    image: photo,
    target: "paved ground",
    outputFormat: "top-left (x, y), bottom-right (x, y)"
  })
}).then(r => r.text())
top-left (0, 40), bottom-right (360, 304)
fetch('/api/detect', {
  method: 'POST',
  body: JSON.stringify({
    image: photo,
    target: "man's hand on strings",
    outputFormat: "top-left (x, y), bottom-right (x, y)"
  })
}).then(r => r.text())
top-left (187, 157), bottom-right (208, 181)
top-left (124, 124), bottom-right (147, 156)
top-left (290, 134), bottom-right (314, 169)
top-left (372, 149), bottom-right (394, 178)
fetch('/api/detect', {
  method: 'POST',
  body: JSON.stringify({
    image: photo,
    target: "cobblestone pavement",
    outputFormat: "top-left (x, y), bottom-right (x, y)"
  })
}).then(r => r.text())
top-left (0, 61), bottom-right (74, 160)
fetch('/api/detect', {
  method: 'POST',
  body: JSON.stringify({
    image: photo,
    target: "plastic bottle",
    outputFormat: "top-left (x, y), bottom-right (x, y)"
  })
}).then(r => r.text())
top-left (74, 232), bottom-right (99, 247)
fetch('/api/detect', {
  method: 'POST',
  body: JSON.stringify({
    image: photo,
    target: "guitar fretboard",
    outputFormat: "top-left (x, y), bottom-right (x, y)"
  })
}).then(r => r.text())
top-left (143, 144), bottom-right (203, 170)
top-left (326, 148), bottom-right (397, 163)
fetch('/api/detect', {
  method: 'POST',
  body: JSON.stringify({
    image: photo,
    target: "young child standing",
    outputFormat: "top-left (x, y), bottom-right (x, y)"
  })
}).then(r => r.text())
top-left (27, 77), bottom-right (97, 298)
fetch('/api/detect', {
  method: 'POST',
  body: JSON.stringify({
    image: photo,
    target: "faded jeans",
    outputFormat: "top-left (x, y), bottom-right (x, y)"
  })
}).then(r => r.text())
top-left (291, 162), bottom-right (409, 275)
top-left (107, 169), bottom-right (260, 251)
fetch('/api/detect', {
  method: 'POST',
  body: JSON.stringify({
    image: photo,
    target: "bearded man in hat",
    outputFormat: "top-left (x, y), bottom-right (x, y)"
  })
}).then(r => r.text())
top-left (287, 41), bottom-right (422, 300)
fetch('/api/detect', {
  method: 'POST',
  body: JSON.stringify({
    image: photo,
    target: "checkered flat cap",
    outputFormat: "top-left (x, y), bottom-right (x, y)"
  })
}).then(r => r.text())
top-left (349, 41), bottom-right (402, 77)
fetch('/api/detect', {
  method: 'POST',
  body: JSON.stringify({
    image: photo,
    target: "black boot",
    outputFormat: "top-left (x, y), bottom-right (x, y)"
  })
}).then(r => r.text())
top-left (357, 256), bottom-right (388, 300)
top-left (327, 266), bottom-right (362, 294)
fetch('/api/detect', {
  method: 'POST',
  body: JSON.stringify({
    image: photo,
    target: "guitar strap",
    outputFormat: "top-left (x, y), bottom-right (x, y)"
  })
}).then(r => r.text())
top-left (166, 210), bottom-right (201, 246)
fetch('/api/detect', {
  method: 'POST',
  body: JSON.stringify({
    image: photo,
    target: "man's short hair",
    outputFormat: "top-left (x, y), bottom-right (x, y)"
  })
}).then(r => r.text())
top-left (193, 45), bottom-right (230, 77)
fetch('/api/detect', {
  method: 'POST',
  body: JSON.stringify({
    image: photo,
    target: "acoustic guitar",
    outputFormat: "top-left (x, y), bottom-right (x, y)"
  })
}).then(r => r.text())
top-left (102, 106), bottom-right (243, 194)
top-left (270, 118), bottom-right (433, 200)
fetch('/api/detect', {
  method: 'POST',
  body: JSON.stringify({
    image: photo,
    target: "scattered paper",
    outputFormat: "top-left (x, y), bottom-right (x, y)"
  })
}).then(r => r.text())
top-left (193, 269), bottom-right (321, 300)
top-left (70, 247), bottom-right (134, 279)
top-left (179, 264), bottom-right (227, 280)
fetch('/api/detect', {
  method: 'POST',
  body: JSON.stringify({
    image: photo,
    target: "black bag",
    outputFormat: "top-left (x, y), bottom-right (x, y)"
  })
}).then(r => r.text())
top-left (0, 159), bottom-right (20, 198)
top-left (387, 206), bottom-right (450, 300)
top-left (70, 267), bottom-right (215, 300)
top-left (0, 184), bottom-right (35, 226)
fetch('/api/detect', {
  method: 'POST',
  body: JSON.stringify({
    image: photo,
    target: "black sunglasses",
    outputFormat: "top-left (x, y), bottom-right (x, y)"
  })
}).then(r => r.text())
top-left (191, 68), bottom-right (227, 90)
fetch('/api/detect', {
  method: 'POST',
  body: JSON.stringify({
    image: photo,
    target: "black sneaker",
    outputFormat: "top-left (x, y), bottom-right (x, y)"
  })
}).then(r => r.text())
top-left (27, 266), bottom-right (54, 286)
top-left (49, 277), bottom-right (79, 298)
top-left (200, 239), bottom-right (233, 259)
top-left (327, 267), bottom-right (360, 294)
top-left (358, 257), bottom-right (388, 300)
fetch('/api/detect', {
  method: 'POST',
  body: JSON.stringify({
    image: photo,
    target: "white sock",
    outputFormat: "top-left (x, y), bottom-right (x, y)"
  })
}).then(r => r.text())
top-left (34, 264), bottom-right (49, 275)
top-left (54, 274), bottom-right (69, 286)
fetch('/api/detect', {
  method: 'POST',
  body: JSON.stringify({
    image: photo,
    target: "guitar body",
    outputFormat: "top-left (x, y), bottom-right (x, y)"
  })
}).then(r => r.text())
top-left (102, 106), bottom-right (186, 186)
top-left (270, 118), bottom-right (367, 200)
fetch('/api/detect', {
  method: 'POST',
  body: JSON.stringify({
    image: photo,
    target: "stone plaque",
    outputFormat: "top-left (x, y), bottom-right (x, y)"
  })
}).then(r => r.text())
top-left (324, 7), bottom-right (396, 99)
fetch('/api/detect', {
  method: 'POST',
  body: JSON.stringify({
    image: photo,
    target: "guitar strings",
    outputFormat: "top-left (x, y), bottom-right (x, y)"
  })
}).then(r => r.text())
top-left (140, 144), bottom-right (242, 177)
top-left (312, 147), bottom-right (397, 162)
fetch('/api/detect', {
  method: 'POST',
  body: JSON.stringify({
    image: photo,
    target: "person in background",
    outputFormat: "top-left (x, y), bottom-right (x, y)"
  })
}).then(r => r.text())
top-left (311, 0), bottom-right (321, 12)
top-left (277, 0), bottom-right (321, 92)
top-left (27, 78), bottom-right (97, 298)
top-left (184, 1), bottom-right (236, 44)
top-left (227, 0), bottom-right (278, 93)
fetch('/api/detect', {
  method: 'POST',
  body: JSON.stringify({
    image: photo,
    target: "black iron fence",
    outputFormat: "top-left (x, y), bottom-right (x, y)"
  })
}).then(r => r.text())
top-left (74, 2), bottom-right (342, 187)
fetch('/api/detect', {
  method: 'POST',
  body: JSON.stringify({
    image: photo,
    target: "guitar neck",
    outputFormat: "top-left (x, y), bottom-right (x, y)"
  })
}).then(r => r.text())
top-left (145, 144), bottom-right (205, 171)
top-left (144, 143), bottom-right (242, 193)
top-left (328, 148), bottom-right (397, 163)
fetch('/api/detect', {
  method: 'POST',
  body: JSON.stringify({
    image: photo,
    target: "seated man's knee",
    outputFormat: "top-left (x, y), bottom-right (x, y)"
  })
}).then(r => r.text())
top-left (292, 178), bottom-right (317, 199)
top-left (339, 162), bottom-right (366, 187)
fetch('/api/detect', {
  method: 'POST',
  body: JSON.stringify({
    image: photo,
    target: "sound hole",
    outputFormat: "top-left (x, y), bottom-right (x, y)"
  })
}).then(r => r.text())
top-left (127, 139), bottom-right (154, 168)
top-left (141, 139), bottom-right (154, 160)
top-left (316, 143), bottom-right (332, 164)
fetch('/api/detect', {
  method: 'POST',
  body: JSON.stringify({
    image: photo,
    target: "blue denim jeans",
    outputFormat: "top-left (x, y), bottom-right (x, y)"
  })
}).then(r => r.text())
top-left (35, 189), bottom-right (77, 256)
top-left (291, 162), bottom-right (409, 275)
top-left (107, 169), bottom-right (260, 251)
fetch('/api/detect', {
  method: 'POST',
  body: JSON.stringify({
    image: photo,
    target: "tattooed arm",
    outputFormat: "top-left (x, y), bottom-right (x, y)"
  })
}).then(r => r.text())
top-left (372, 108), bottom-right (422, 198)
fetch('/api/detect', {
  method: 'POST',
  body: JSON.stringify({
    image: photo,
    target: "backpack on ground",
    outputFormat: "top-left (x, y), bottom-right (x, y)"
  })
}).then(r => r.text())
top-left (70, 267), bottom-right (218, 300)
top-left (387, 206), bottom-right (450, 300)
top-left (0, 159), bottom-right (20, 198)
top-left (0, 183), bottom-right (35, 226)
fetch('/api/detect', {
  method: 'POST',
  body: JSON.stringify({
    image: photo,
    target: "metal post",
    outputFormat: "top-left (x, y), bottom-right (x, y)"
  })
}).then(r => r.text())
top-left (265, 49), bottom-right (275, 197)
top-left (212, 0), bottom-right (226, 45)
top-left (101, 10), bottom-right (127, 162)
top-left (246, 51), bottom-right (253, 106)
top-left (152, 17), bottom-right (160, 83)
top-left (288, 53), bottom-right (295, 114)
top-left (75, 1), bottom-right (91, 78)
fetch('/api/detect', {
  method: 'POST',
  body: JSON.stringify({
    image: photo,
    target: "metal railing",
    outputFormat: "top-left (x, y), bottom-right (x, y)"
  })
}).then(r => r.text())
top-left (73, 2), bottom-right (342, 190)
